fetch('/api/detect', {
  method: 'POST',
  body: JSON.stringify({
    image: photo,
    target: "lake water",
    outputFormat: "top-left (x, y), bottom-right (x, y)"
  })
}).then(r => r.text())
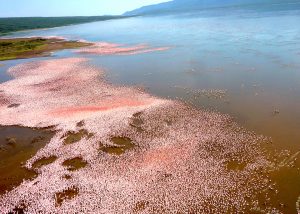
top-left (1, 8), bottom-right (300, 212)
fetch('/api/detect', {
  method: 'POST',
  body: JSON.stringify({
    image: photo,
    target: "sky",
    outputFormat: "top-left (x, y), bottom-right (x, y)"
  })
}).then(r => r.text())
top-left (0, 0), bottom-right (170, 17)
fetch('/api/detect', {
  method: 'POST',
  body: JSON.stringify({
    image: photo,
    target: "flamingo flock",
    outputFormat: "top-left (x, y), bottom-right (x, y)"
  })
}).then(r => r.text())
top-left (0, 42), bottom-right (280, 213)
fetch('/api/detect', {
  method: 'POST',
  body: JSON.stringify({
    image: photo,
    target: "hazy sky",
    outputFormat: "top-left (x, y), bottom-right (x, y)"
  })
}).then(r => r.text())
top-left (0, 0), bottom-right (170, 17)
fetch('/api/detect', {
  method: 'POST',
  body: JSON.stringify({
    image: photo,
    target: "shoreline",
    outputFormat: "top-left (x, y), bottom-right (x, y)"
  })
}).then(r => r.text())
top-left (0, 16), bottom-right (132, 36)
top-left (0, 37), bottom-right (92, 61)
top-left (0, 54), bottom-right (286, 212)
top-left (0, 36), bottom-right (299, 213)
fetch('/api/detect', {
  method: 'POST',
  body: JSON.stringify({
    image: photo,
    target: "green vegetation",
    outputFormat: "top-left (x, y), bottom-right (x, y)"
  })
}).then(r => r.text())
top-left (0, 16), bottom-right (128, 35)
top-left (0, 37), bottom-right (91, 61)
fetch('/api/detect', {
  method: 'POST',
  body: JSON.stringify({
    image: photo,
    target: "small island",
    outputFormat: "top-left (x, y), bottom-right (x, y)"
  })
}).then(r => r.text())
top-left (0, 37), bottom-right (92, 61)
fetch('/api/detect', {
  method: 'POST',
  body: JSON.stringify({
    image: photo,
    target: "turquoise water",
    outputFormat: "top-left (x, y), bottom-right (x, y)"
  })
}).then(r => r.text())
top-left (1, 9), bottom-right (300, 212)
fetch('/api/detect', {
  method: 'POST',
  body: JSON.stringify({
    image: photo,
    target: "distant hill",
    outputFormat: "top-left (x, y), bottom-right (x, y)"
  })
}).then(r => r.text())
top-left (124, 0), bottom-right (300, 15)
top-left (0, 16), bottom-right (127, 35)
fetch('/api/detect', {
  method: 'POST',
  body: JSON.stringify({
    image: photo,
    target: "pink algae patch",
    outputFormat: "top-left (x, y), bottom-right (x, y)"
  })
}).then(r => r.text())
top-left (51, 99), bottom-right (152, 117)
top-left (0, 57), bottom-right (159, 126)
top-left (75, 42), bottom-right (170, 55)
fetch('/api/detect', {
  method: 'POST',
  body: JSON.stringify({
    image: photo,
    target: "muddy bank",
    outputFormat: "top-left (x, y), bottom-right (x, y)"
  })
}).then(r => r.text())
top-left (0, 125), bottom-right (54, 195)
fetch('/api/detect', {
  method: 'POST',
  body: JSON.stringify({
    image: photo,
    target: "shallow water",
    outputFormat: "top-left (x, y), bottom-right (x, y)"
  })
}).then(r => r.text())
top-left (2, 9), bottom-right (299, 149)
top-left (1, 8), bottom-right (300, 213)
top-left (0, 126), bottom-right (54, 195)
